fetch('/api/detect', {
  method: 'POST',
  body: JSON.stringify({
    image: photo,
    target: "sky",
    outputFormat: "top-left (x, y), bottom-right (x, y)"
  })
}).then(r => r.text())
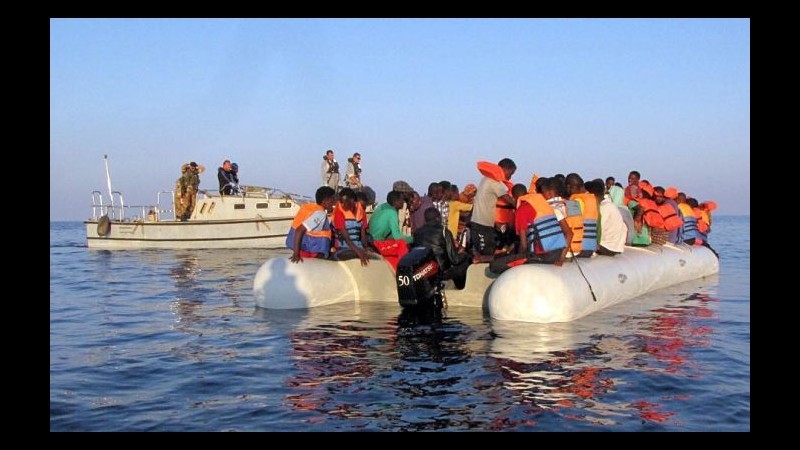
top-left (50, 18), bottom-right (750, 220)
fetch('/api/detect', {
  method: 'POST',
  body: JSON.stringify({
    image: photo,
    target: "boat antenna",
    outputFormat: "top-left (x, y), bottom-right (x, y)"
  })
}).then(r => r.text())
top-left (570, 251), bottom-right (597, 302)
top-left (104, 154), bottom-right (115, 209)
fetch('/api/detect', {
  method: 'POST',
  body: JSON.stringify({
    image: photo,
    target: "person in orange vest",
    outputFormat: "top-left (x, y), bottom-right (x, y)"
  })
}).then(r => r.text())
top-left (652, 186), bottom-right (684, 244)
top-left (331, 187), bottom-right (372, 266)
top-left (489, 180), bottom-right (573, 274)
top-left (623, 170), bottom-right (642, 206)
top-left (565, 173), bottom-right (599, 257)
top-left (627, 181), bottom-right (656, 246)
top-left (471, 158), bottom-right (517, 263)
top-left (287, 186), bottom-right (337, 263)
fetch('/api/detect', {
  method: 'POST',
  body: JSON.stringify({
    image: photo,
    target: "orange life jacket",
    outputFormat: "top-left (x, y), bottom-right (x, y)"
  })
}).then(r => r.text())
top-left (563, 199), bottom-right (584, 253)
top-left (657, 202), bottom-right (683, 231)
top-left (568, 192), bottom-right (599, 252)
top-left (517, 193), bottom-right (567, 254)
top-left (638, 198), bottom-right (664, 229)
top-left (693, 207), bottom-right (710, 234)
top-left (286, 203), bottom-right (332, 256)
top-left (477, 161), bottom-right (515, 224)
top-left (528, 173), bottom-right (539, 194)
top-left (623, 185), bottom-right (641, 206)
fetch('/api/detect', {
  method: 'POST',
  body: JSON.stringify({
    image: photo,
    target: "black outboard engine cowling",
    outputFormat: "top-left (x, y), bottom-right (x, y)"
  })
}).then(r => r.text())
top-left (396, 247), bottom-right (443, 308)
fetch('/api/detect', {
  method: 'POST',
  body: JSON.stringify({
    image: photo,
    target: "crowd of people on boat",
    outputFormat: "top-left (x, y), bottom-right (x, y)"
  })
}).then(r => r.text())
top-left (287, 155), bottom-right (719, 289)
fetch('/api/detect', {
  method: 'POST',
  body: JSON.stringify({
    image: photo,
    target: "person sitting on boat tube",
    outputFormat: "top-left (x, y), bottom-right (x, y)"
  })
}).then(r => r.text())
top-left (489, 179), bottom-right (573, 274)
top-left (367, 190), bottom-right (413, 271)
top-left (653, 186), bottom-right (684, 244)
top-left (623, 170), bottom-right (642, 206)
top-left (586, 179), bottom-right (626, 257)
top-left (287, 186), bottom-right (337, 263)
top-left (331, 187), bottom-right (371, 266)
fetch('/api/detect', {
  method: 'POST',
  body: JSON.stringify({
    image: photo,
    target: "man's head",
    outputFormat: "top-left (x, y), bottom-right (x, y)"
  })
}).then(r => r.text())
top-left (231, 163), bottom-right (238, 173)
top-left (439, 181), bottom-right (452, 196)
top-left (315, 186), bottom-right (337, 212)
top-left (605, 176), bottom-right (616, 191)
top-left (511, 183), bottom-right (527, 200)
top-left (565, 173), bottom-right (585, 196)
top-left (423, 206), bottom-right (440, 224)
top-left (352, 152), bottom-right (361, 163)
top-left (325, 150), bottom-right (334, 160)
top-left (386, 190), bottom-right (405, 210)
top-left (448, 184), bottom-right (459, 201)
top-left (339, 187), bottom-right (356, 210)
top-left (222, 160), bottom-right (231, 171)
top-left (677, 192), bottom-right (687, 204)
top-left (408, 191), bottom-right (421, 211)
top-left (628, 171), bottom-right (641, 186)
top-left (498, 158), bottom-right (517, 180)
top-left (586, 179), bottom-right (606, 200)
top-left (539, 177), bottom-right (558, 200)
top-left (427, 182), bottom-right (442, 200)
top-left (653, 186), bottom-right (666, 205)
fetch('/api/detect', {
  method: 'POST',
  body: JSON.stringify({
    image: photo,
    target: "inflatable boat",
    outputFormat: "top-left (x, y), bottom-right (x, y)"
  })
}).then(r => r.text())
top-left (487, 244), bottom-right (718, 323)
top-left (253, 243), bottom-right (718, 323)
top-left (252, 252), bottom-right (500, 309)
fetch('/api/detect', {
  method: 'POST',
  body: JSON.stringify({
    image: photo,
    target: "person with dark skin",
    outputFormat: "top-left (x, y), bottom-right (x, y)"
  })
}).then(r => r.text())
top-left (624, 170), bottom-right (641, 205)
top-left (653, 186), bottom-right (684, 244)
top-left (489, 181), bottom-right (573, 274)
top-left (587, 179), bottom-right (626, 256)
top-left (412, 207), bottom-right (471, 289)
top-left (288, 186), bottom-right (337, 264)
top-left (471, 158), bottom-right (517, 263)
top-left (332, 187), bottom-right (371, 266)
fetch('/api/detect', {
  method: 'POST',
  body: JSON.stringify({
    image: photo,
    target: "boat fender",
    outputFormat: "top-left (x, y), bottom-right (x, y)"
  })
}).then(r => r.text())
top-left (97, 215), bottom-right (111, 237)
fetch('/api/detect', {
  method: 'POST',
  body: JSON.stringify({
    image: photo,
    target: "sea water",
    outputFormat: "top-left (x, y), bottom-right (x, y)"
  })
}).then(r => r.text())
top-left (50, 216), bottom-right (749, 431)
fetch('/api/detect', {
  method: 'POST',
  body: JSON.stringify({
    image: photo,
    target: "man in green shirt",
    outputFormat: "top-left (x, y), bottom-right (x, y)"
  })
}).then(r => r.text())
top-left (367, 190), bottom-right (413, 270)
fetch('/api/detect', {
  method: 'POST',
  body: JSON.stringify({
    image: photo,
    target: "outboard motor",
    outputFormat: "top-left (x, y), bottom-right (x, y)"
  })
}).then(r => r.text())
top-left (396, 246), bottom-right (444, 309)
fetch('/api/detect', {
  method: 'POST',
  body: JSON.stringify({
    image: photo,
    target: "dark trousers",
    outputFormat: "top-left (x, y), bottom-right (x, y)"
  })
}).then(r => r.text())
top-left (489, 250), bottom-right (562, 274)
top-left (470, 222), bottom-right (497, 256)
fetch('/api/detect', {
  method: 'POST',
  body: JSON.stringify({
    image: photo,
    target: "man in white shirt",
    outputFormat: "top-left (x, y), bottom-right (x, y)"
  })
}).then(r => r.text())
top-left (588, 179), bottom-right (626, 256)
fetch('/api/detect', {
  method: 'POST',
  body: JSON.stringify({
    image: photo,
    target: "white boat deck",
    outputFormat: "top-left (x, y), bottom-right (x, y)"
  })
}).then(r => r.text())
top-left (85, 186), bottom-right (310, 249)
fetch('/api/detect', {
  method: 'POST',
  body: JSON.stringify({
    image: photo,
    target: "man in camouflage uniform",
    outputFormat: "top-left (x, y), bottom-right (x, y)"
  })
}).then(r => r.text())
top-left (174, 162), bottom-right (204, 221)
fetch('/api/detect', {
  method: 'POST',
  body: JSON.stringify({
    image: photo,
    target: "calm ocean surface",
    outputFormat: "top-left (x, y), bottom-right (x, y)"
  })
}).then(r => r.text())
top-left (50, 216), bottom-right (749, 431)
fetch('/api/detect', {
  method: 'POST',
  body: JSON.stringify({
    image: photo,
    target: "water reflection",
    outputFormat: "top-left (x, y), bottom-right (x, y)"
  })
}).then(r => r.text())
top-left (278, 303), bottom-right (492, 430)
top-left (488, 286), bottom-right (720, 428)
